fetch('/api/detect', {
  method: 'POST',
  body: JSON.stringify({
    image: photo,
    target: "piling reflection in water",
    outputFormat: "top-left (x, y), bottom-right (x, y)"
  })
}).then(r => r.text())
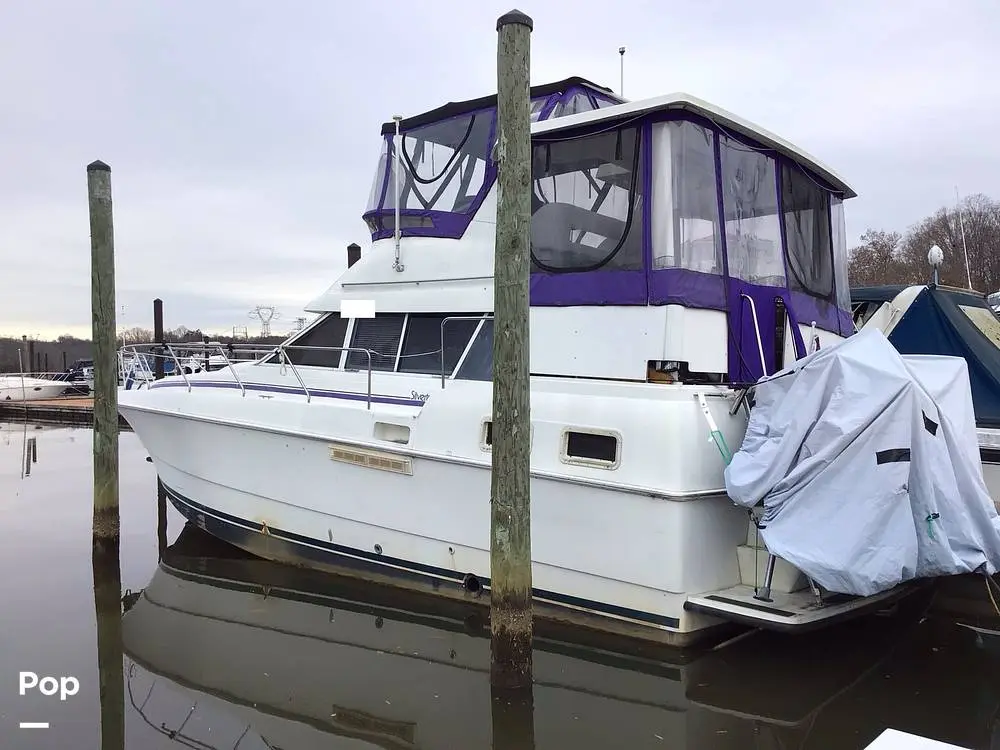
top-left (93, 537), bottom-right (124, 750)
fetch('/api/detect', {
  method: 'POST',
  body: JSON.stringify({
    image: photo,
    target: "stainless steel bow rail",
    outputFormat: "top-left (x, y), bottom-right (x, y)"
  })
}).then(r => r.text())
top-left (119, 342), bottom-right (378, 408)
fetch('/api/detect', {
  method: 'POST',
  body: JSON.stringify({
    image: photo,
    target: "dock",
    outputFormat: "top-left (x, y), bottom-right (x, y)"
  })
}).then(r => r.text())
top-left (0, 396), bottom-right (132, 430)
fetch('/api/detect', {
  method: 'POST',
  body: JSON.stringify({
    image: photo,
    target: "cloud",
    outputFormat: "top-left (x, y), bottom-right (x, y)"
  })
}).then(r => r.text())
top-left (1, 0), bottom-right (997, 338)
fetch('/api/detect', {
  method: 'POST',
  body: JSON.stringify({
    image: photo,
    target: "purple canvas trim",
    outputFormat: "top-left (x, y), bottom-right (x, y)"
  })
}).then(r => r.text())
top-left (366, 209), bottom-right (481, 241)
top-left (649, 269), bottom-right (726, 309)
top-left (781, 294), bottom-right (809, 359)
top-left (788, 291), bottom-right (842, 335)
top-left (727, 279), bottom-right (783, 384)
top-left (529, 270), bottom-right (647, 306)
top-left (838, 308), bottom-right (854, 336)
top-left (538, 93), bottom-right (560, 121)
top-left (148, 380), bottom-right (427, 408)
top-left (641, 121), bottom-right (653, 287)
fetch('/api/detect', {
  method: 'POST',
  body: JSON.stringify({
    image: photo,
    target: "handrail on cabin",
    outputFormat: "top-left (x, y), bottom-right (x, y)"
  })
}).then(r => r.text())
top-left (739, 293), bottom-right (768, 378)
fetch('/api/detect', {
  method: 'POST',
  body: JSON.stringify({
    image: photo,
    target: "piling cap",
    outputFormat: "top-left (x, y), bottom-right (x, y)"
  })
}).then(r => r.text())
top-left (497, 9), bottom-right (533, 31)
top-left (87, 160), bottom-right (111, 172)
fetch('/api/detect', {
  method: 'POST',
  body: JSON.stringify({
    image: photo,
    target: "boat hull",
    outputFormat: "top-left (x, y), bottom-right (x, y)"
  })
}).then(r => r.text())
top-left (0, 379), bottom-right (69, 401)
top-left (124, 398), bottom-right (748, 648)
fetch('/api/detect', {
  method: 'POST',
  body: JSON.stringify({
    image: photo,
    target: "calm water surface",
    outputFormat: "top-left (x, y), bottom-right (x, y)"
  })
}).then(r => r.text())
top-left (1, 422), bottom-right (998, 749)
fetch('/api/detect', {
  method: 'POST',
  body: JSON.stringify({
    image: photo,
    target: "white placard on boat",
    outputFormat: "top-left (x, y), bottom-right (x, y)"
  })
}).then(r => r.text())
top-left (340, 299), bottom-right (376, 318)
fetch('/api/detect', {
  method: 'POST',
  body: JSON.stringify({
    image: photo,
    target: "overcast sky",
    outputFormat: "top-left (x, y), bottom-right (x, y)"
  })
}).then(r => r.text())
top-left (1, 0), bottom-right (997, 339)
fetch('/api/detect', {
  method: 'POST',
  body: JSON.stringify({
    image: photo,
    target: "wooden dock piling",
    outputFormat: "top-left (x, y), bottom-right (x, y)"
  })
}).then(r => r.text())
top-left (88, 159), bottom-right (120, 544)
top-left (153, 298), bottom-right (165, 380)
top-left (490, 8), bottom-right (534, 690)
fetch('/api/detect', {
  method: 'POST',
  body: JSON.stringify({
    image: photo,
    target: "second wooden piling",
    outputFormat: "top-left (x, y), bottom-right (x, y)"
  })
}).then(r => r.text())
top-left (88, 159), bottom-right (120, 543)
top-left (490, 8), bottom-right (534, 689)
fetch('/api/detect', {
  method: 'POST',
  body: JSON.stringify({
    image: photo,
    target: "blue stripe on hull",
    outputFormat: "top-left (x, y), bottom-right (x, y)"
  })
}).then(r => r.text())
top-left (148, 379), bottom-right (427, 408)
top-left (161, 482), bottom-right (682, 630)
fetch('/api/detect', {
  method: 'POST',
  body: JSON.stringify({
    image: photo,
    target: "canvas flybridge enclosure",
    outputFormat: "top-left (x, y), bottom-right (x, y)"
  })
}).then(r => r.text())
top-left (347, 79), bottom-right (857, 383)
top-left (725, 328), bottom-right (1000, 597)
top-left (363, 77), bottom-right (625, 241)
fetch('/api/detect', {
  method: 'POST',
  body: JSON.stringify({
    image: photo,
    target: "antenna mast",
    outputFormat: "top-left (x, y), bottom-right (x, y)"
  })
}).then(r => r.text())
top-left (618, 46), bottom-right (626, 97)
top-left (955, 186), bottom-right (972, 289)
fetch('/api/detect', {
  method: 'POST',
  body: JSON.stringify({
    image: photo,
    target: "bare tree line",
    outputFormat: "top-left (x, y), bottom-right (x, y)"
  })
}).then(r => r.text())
top-left (0, 326), bottom-right (285, 373)
top-left (848, 193), bottom-right (1000, 292)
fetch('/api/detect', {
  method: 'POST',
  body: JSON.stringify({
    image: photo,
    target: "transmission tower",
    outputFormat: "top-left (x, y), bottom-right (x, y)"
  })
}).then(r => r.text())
top-left (293, 316), bottom-right (307, 332)
top-left (248, 306), bottom-right (280, 337)
top-left (232, 325), bottom-right (248, 339)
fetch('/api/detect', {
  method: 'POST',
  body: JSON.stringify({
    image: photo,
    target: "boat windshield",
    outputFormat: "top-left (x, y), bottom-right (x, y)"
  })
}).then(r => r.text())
top-left (363, 79), bottom-right (625, 241)
top-left (364, 110), bottom-right (494, 236)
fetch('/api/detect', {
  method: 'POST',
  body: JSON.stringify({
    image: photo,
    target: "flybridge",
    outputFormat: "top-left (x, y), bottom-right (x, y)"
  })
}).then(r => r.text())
top-left (363, 77), bottom-right (624, 241)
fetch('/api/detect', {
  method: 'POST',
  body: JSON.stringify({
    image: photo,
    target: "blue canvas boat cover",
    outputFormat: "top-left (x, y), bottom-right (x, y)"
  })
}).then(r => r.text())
top-left (854, 285), bottom-right (1000, 428)
top-left (724, 327), bottom-right (1000, 596)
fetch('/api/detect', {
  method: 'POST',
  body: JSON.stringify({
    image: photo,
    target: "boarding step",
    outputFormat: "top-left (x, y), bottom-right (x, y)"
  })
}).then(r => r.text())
top-left (737, 545), bottom-right (807, 593)
top-left (740, 516), bottom-right (807, 593)
top-left (685, 583), bottom-right (913, 633)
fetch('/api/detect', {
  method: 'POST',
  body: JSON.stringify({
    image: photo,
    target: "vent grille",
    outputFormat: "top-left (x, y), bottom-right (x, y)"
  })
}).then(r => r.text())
top-left (329, 444), bottom-right (413, 475)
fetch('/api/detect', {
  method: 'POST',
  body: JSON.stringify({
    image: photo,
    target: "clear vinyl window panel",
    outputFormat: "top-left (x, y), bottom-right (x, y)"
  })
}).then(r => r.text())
top-left (831, 195), bottom-right (850, 313)
top-left (718, 135), bottom-right (785, 286)
top-left (781, 162), bottom-right (834, 300)
top-left (377, 114), bottom-right (493, 216)
top-left (651, 120), bottom-right (723, 275)
top-left (530, 125), bottom-right (644, 273)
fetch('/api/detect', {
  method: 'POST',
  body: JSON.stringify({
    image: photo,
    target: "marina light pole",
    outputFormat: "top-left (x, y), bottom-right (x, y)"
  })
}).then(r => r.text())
top-left (491, 8), bottom-right (534, 690)
top-left (619, 46), bottom-right (626, 97)
top-left (87, 159), bottom-right (120, 544)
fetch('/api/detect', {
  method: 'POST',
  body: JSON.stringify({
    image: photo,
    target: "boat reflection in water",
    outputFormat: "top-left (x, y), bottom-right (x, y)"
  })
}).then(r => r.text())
top-left (121, 523), bottom-right (998, 749)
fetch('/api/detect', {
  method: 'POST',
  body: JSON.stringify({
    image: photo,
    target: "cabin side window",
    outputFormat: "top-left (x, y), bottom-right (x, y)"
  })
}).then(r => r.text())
top-left (346, 314), bottom-right (405, 371)
top-left (530, 125), bottom-right (644, 273)
top-left (397, 314), bottom-right (483, 376)
top-left (780, 162), bottom-right (833, 299)
top-left (719, 135), bottom-right (785, 286)
top-left (283, 313), bottom-right (349, 367)
top-left (455, 319), bottom-right (493, 381)
top-left (651, 120), bottom-right (723, 276)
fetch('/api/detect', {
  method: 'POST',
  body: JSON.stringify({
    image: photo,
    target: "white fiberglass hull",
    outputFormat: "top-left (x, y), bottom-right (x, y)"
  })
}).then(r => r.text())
top-left (0, 377), bottom-right (68, 401)
top-left (119, 364), bottom-right (751, 647)
top-left (119, 361), bottom-right (912, 645)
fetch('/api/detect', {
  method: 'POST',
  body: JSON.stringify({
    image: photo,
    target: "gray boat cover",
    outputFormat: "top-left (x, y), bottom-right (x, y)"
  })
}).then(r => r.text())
top-left (724, 327), bottom-right (1000, 596)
